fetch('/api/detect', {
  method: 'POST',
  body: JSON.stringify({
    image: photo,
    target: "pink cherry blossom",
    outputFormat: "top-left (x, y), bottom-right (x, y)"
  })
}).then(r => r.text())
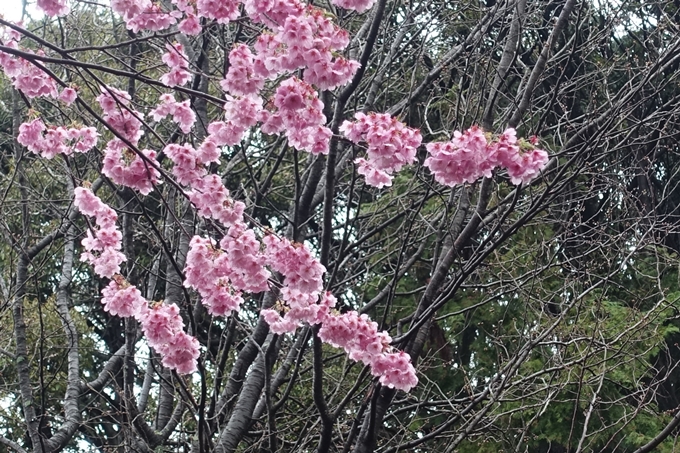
top-left (221, 45), bottom-right (265, 96)
top-left (17, 119), bottom-right (46, 153)
top-left (8, 55), bottom-right (59, 98)
top-left (18, 119), bottom-right (98, 159)
top-left (331, 0), bottom-right (376, 13)
top-left (97, 86), bottom-right (144, 145)
top-left (196, 0), bottom-right (240, 24)
top-left (125, 5), bottom-right (181, 33)
top-left (84, 247), bottom-right (127, 278)
top-left (218, 224), bottom-right (271, 293)
top-left (164, 143), bottom-right (206, 186)
top-left (267, 77), bottom-right (330, 154)
top-left (260, 290), bottom-right (335, 334)
top-left (101, 139), bottom-right (160, 195)
top-left (341, 112), bottom-right (422, 187)
top-left (371, 351), bottom-right (418, 392)
top-left (424, 126), bottom-right (495, 186)
top-left (207, 95), bottom-right (263, 146)
top-left (101, 277), bottom-right (147, 318)
top-left (158, 331), bottom-right (200, 374)
top-left (185, 228), bottom-right (270, 316)
top-left (316, 309), bottom-right (417, 392)
top-left (244, 0), bottom-right (305, 27)
top-left (178, 14), bottom-right (202, 35)
top-left (263, 233), bottom-right (325, 294)
top-left (140, 302), bottom-right (185, 348)
top-left (58, 87), bottom-right (78, 105)
top-left (160, 43), bottom-right (191, 87)
top-left (355, 158), bottom-right (393, 188)
top-left (196, 139), bottom-right (221, 165)
top-left (74, 187), bottom-right (108, 217)
top-left (37, 0), bottom-right (70, 16)
top-left (260, 308), bottom-right (299, 335)
top-left (150, 94), bottom-right (196, 133)
top-left (503, 147), bottom-right (549, 184)
top-left (424, 126), bottom-right (549, 187)
top-left (492, 128), bottom-right (549, 185)
top-left (74, 186), bottom-right (126, 278)
top-left (111, 0), bottom-right (151, 21)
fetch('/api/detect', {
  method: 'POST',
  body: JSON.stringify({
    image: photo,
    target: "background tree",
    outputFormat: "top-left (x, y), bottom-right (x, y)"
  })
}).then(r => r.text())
top-left (1, 0), bottom-right (680, 452)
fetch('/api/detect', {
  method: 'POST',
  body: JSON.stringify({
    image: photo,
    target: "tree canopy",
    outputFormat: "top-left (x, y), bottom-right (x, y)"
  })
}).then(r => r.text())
top-left (1, 0), bottom-right (680, 452)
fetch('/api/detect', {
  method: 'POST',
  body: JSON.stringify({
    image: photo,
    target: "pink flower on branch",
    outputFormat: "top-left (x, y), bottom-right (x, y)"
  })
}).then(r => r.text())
top-left (244, 0), bottom-right (305, 27)
top-left (187, 174), bottom-right (246, 227)
top-left (264, 77), bottom-right (331, 155)
top-left (164, 143), bottom-right (206, 186)
top-left (2, 53), bottom-right (59, 98)
top-left (150, 93), bottom-right (196, 133)
top-left (96, 86), bottom-right (144, 145)
top-left (101, 276), bottom-right (147, 318)
top-left (125, 5), bottom-right (181, 33)
top-left (221, 45), bottom-right (265, 96)
top-left (75, 184), bottom-right (201, 374)
top-left (197, 0), bottom-right (241, 24)
top-left (36, 0), bottom-right (70, 17)
top-left (140, 303), bottom-right (185, 348)
top-left (424, 126), bottom-right (494, 187)
top-left (330, 0), bottom-right (377, 13)
top-left (258, 232), bottom-right (418, 391)
top-left (18, 118), bottom-right (99, 159)
top-left (158, 332), bottom-right (201, 374)
top-left (160, 43), bottom-right (192, 87)
top-left (184, 231), bottom-right (270, 317)
top-left (341, 112), bottom-right (422, 187)
top-left (101, 140), bottom-right (161, 195)
top-left (111, 0), bottom-right (151, 21)
top-left (74, 187), bottom-right (126, 278)
top-left (58, 87), bottom-right (78, 105)
top-left (494, 129), bottom-right (549, 185)
top-left (424, 127), bottom-right (549, 187)
top-left (318, 311), bottom-right (418, 392)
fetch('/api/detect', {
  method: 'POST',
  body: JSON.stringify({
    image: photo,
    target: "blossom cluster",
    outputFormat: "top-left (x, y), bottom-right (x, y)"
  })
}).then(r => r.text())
top-left (259, 234), bottom-right (418, 392)
top-left (103, 0), bottom-right (362, 157)
top-left (17, 118), bottom-right (98, 159)
top-left (188, 174), bottom-right (246, 227)
top-left (0, 0), bottom-right (562, 392)
top-left (208, 95), bottom-right (263, 147)
top-left (424, 126), bottom-right (549, 186)
top-left (59, 87), bottom-right (78, 105)
top-left (184, 228), bottom-right (270, 317)
top-left (319, 311), bottom-right (418, 392)
top-left (101, 140), bottom-right (161, 196)
top-left (95, 86), bottom-right (165, 195)
top-left (150, 93), bottom-right (196, 134)
top-left (0, 45), bottom-right (58, 98)
top-left (0, 27), bottom-right (78, 104)
top-left (140, 303), bottom-right (200, 374)
top-left (96, 86), bottom-right (144, 144)
top-left (114, 1), bottom-right (182, 34)
top-left (340, 112), bottom-right (423, 188)
top-left (263, 234), bottom-right (325, 294)
top-left (75, 186), bottom-right (199, 373)
top-left (239, 6), bottom-right (359, 91)
top-left (259, 234), bottom-right (329, 334)
top-left (160, 43), bottom-right (191, 88)
top-left (37, 0), bottom-right (70, 17)
top-left (74, 187), bottom-right (126, 278)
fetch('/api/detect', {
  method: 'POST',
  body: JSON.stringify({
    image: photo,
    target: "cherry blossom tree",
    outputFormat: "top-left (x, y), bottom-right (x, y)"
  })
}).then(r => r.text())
top-left (2, 0), bottom-right (680, 452)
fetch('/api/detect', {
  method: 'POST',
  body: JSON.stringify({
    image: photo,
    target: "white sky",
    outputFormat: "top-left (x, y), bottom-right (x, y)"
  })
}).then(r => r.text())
top-left (4, 0), bottom-right (42, 22)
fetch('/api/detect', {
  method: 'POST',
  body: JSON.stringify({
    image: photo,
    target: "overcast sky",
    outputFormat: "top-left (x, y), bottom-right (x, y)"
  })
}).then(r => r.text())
top-left (5, 1), bottom-right (43, 22)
